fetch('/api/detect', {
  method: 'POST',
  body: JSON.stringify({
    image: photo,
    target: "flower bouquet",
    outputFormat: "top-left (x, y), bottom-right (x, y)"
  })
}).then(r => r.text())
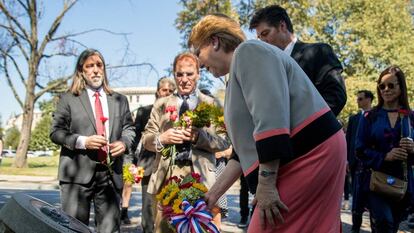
top-left (122, 164), bottom-right (145, 184)
top-left (156, 172), bottom-right (219, 233)
top-left (162, 102), bottom-right (225, 159)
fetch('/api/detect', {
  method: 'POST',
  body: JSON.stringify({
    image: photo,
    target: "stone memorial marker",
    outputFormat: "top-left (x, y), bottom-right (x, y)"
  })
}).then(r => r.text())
top-left (0, 193), bottom-right (93, 233)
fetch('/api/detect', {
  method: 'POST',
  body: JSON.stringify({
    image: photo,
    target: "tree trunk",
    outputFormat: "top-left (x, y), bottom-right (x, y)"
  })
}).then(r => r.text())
top-left (13, 100), bottom-right (35, 168)
top-left (13, 63), bottom-right (37, 168)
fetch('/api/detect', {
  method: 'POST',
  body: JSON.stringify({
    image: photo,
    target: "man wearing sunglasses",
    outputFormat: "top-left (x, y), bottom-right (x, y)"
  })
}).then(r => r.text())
top-left (346, 90), bottom-right (374, 233)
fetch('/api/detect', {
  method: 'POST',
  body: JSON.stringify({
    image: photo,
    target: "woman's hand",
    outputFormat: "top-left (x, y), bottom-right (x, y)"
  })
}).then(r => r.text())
top-left (204, 159), bottom-right (243, 210)
top-left (204, 190), bottom-right (220, 210)
top-left (252, 178), bottom-right (289, 230)
top-left (384, 147), bottom-right (408, 161)
top-left (400, 137), bottom-right (414, 154)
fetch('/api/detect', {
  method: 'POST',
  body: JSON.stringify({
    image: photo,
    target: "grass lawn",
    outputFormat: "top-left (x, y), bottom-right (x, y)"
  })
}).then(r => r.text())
top-left (0, 156), bottom-right (59, 177)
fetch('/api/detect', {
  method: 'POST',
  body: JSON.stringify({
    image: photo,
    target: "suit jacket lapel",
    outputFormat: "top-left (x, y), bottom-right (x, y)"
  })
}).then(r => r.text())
top-left (79, 90), bottom-right (96, 132)
top-left (291, 40), bottom-right (305, 61)
top-left (107, 94), bottom-right (115, 139)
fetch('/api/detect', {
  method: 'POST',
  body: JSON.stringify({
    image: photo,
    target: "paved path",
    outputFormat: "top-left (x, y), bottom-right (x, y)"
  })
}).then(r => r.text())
top-left (0, 175), bottom-right (412, 232)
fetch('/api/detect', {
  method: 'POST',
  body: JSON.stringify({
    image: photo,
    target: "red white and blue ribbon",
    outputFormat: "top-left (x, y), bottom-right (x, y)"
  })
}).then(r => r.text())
top-left (170, 199), bottom-right (220, 233)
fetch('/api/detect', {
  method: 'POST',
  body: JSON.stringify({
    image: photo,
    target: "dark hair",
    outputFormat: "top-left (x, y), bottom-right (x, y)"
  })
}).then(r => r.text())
top-left (69, 49), bottom-right (112, 95)
top-left (357, 90), bottom-right (374, 101)
top-left (375, 65), bottom-right (410, 111)
top-left (249, 5), bottom-right (294, 33)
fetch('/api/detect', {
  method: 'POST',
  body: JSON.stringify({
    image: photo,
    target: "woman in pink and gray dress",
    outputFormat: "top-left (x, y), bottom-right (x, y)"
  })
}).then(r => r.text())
top-left (188, 14), bottom-right (346, 232)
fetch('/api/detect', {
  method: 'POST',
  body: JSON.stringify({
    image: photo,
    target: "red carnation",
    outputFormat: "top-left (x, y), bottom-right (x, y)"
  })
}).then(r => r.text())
top-left (191, 172), bottom-right (201, 182)
top-left (398, 109), bottom-right (410, 116)
top-left (170, 113), bottom-right (178, 121)
top-left (165, 106), bottom-right (177, 113)
top-left (100, 117), bottom-right (108, 123)
top-left (179, 182), bottom-right (193, 189)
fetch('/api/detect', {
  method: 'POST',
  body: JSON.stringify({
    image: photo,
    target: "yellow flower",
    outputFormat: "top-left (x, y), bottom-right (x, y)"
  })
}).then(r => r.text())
top-left (137, 166), bottom-right (145, 177)
top-left (162, 187), bottom-right (180, 206)
top-left (156, 188), bottom-right (167, 201)
top-left (218, 116), bottom-right (224, 122)
top-left (192, 183), bottom-right (208, 193)
top-left (172, 199), bottom-right (183, 214)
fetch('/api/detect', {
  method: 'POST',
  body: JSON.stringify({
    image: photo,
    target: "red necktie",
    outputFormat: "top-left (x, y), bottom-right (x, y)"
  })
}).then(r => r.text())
top-left (94, 91), bottom-right (107, 163)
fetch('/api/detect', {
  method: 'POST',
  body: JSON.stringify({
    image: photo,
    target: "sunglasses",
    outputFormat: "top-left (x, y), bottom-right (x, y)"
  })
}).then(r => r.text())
top-left (378, 82), bottom-right (399, 90)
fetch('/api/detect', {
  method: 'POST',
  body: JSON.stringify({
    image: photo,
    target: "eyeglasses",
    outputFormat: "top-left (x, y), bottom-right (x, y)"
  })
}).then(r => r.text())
top-left (357, 97), bottom-right (364, 101)
top-left (175, 72), bottom-right (195, 78)
top-left (378, 82), bottom-right (399, 90)
top-left (193, 47), bottom-right (201, 57)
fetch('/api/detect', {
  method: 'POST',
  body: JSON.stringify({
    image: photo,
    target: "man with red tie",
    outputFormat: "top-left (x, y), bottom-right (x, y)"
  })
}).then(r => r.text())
top-left (50, 49), bottom-right (135, 233)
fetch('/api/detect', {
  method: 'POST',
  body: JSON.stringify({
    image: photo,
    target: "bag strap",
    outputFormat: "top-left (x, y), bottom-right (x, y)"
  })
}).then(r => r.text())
top-left (402, 162), bottom-right (408, 181)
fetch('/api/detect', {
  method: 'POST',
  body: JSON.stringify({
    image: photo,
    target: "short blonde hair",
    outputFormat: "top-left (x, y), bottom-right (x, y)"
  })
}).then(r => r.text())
top-left (188, 13), bottom-right (246, 53)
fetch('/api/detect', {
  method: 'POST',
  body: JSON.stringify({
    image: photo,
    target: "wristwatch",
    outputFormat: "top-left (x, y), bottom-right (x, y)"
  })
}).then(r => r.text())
top-left (259, 170), bottom-right (276, 177)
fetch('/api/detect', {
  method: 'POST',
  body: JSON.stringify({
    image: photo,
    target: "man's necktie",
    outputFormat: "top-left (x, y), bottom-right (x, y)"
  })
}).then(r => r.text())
top-left (176, 95), bottom-right (191, 160)
top-left (94, 91), bottom-right (107, 163)
top-left (179, 96), bottom-right (189, 116)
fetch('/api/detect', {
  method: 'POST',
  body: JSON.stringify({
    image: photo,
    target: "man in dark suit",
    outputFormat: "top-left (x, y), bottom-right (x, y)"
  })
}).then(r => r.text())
top-left (346, 90), bottom-right (374, 233)
top-left (50, 49), bottom-right (135, 233)
top-left (120, 77), bottom-right (176, 231)
top-left (249, 5), bottom-right (346, 116)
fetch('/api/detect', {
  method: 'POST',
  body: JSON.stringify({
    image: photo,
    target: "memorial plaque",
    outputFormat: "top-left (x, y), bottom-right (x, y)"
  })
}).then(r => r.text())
top-left (0, 193), bottom-right (93, 233)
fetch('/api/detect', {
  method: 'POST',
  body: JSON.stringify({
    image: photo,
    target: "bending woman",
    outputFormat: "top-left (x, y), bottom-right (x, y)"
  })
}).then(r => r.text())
top-left (188, 14), bottom-right (346, 232)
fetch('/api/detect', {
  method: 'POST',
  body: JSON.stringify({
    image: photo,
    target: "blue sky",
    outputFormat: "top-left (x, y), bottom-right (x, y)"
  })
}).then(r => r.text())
top-left (0, 1), bottom-right (184, 124)
top-left (0, 1), bottom-right (255, 126)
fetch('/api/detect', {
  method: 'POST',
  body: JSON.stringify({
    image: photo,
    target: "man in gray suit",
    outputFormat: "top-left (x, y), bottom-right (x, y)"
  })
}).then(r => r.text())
top-left (50, 49), bottom-right (135, 233)
top-left (142, 52), bottom-right (229, 233)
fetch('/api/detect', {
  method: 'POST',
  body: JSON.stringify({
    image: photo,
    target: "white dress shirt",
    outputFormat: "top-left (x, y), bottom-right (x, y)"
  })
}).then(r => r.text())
top-left (283, 36), bottom-right (297, 56)
top-left (75, 87), bottom-right (110, 149)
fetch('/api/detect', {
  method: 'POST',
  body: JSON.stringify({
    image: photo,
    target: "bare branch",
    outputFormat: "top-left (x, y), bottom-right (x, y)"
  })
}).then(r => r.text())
top-left (17, 0), bottom-right (28, 12)
top-left (35, 75), bottom-right (71, 100)
top-left (52, 28), bottom-right (131, 41)
top-left (0, 24), bottom-right (28, 43)
top-left (0, 1), bottom-right (30, 40)
top-left (64, 38), bottom-right (88, 49)
top-left (41, 51), bottom-right (77, 59)
top-left (2, 19), bottom-right (30, 61)
top-left (107, 62), bottom-right (159, 77)
top-left (2, 59), bottom-right (23, 108)
top-left (0, 47), bottom-right (27, 87)
top-left (38, 0), bottom-right (78, 56)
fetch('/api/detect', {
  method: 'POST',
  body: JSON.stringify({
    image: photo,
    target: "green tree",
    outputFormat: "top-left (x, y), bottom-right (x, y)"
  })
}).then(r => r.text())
top-left (29, 99), bottom-right (59, 151)
top-left (308, 0), bottom-right (414, 122)
top-left (236, 0), bottom-right (414, 123)
top-left (29, 114), bottom-right (58, 151)
top-left (238, 0), bottom-right (313, 33)
top-left (176, 0), bottom-right (239, 47)
top-left (175, 0), bottom-right (239, 90)
top-left (4, 127), bottom-right (20, 150)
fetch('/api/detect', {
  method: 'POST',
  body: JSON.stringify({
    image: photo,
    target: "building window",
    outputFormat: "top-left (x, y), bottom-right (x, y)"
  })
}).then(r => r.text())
top-left (136, 95), bottom-right (140, 103)
top-left (129, 95), bottom-right (133, 102)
